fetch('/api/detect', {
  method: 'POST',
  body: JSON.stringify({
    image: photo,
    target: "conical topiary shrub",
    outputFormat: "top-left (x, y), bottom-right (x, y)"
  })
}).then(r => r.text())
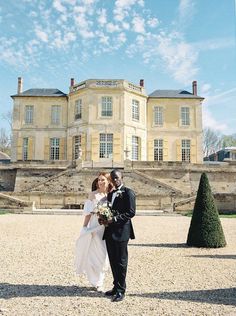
top-left (187, 172), bottom-right (226, 248)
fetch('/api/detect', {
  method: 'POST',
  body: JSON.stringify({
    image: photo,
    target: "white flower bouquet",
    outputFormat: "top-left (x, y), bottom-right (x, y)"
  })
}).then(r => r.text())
top-left (96, 202), bottom-right (113, 225)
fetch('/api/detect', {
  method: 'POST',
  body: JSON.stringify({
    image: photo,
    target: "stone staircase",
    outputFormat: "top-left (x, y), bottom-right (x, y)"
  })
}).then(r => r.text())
top-left (0, 192), bottom-right (33, 211)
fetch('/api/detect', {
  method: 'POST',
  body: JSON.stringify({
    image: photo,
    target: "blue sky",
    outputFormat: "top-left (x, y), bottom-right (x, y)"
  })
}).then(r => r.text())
top-left (0, 0), bottom-right (236, 135)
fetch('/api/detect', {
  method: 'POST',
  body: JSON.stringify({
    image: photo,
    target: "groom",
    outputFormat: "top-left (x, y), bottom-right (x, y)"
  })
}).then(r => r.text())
top-left (99, 169), bottom-right (136, 302)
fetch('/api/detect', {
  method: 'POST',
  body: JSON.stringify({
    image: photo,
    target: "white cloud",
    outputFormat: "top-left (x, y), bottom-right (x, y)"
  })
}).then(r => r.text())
top-left (132, 16), bottom-right (145, 33)
top-left (194, 37), bottom-right (235, 52)
top-left (117, 32), bottom-right (127, 44)
top-left (106, 22), bottom-right (120, 33)
top-left (79, 29), bottom-right (94, 39)
top-left (122, 22), bottom-right (130, 30)
top-left (97, 8), bottom-right (107, 26)
top-left (147, 17), bottom-right (159, 28)
top-left (203, 107), bottom-right (228, 132)
top-left (53, 0), bottom-right (67, 13)
top-left (113, 0), bottom-right (144, 21)
top-left (177, 0), bottom-right (195, 28)
top-left (200, 83), bottom-right (211, 95)
top-left (98, 32), bottom-right (109, 45)
top-left (157, 33), bottom-right (199, 84)
top-left (205, 87), bottom-right (236, 103)
top-left (35, 28), bottom-right (48, 42)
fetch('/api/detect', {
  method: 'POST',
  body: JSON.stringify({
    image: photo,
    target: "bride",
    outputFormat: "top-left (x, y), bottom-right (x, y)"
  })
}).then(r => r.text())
top-left (75, 172), bottom-right (112, 291)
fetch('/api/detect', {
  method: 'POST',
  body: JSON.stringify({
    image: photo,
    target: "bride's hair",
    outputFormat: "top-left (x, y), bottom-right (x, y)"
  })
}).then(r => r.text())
top-left (91, 172), bottom-right (113, 192)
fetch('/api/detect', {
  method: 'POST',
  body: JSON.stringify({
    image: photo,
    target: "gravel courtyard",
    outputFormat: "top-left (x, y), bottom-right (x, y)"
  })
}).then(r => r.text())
top-left (0, 214), bottom-right (235, 316)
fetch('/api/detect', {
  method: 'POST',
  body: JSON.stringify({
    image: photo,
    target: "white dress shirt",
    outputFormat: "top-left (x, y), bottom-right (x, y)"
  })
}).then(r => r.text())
top-left (111, 184), bottom-right (123, 206)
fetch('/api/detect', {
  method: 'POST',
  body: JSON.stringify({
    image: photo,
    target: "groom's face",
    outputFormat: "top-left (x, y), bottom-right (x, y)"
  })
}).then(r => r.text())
top-left (110, 171), bottom-right (122, 188)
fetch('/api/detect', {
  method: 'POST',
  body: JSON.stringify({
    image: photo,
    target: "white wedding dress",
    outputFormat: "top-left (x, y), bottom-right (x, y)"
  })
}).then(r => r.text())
top-left (75, 192), bottom-right (108, 288)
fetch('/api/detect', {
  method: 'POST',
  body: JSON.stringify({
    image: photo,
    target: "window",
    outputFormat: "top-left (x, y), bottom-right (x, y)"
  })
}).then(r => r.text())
top-left (75, 99), bottom-right (82, 120)
top-left (154, 106), bottom-right (163, 126)
top-left (99, 133), bottom-right (113, 158)
top-left (22, 138), bottom-right (28, 160)
top-left (182, 139), bottom-right (191, 162)
top-left (154, 139), bottom-right (163, 161)
top-left (51, 105), bottom-right (61, 125)
top-left (73, 135), bottom-right (81, 160)
top-left (25, 105), bottom-right (34, 124)
top-left (50, 138), bottom-right (60, 160)
top-left (132, 100), bottom-right (139, 121)
top-left (101, 97), bottom-right (112, 117)
top-left (181, 107), bottom-right (190, 126)
top-left (132, 136), bottom-right (139, 160)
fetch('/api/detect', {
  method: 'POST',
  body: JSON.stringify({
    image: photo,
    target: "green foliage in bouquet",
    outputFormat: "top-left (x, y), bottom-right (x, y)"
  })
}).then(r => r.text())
top-left (187, 172), bottom-right (226, 248)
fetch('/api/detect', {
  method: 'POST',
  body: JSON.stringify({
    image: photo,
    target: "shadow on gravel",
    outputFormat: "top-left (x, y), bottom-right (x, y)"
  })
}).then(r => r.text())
top-left (0, 284), bottom-right (104, 299)
top-left (129, 287), bottom-right (236, 306)
top-left (189, 255), bottom-right (236, 259)
top-left (129, 243), bottom-right (187, 248)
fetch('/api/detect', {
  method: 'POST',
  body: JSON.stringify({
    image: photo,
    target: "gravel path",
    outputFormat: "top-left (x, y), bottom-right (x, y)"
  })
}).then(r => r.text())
top-left (0, 214), bottom-right (235, 316)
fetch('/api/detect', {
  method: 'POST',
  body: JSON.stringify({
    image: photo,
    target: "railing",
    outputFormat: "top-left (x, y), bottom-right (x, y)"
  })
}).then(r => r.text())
top-left (95, 80), bottom-right (119, 87)
top-left (81, 160), bottom-right (124, 169)
top-left (70, 82), bottom-right (86, 92)
top-left (127, 82), bottom-right (142, 92)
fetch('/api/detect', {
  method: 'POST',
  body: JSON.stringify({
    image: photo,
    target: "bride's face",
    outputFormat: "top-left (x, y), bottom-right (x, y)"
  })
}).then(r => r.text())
top-left (97, 175), bottom-right (108, 190)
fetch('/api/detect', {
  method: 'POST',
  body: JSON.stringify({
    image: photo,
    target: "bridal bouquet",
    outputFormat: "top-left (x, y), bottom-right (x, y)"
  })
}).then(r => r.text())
top-left (96, 202), bottom-right (113, 225)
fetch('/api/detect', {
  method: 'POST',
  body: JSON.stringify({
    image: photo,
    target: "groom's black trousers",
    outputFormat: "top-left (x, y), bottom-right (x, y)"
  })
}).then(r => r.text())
top-left (105, 238), bottom-right (128, 294)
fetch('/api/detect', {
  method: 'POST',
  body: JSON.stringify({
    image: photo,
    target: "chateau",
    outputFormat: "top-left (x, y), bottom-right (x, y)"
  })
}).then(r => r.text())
top-left (11, 77), bottom-right (204, 165)
top-left (1, 78), bottom-right (235, 213)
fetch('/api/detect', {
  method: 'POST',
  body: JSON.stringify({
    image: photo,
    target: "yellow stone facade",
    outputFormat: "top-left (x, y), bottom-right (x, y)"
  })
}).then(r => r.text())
top-left (11, 78), bottom-right (204, 164)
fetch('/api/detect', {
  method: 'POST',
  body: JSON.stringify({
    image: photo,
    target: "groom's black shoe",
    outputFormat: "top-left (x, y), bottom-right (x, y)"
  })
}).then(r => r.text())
top-left (105, 288), bottom-right (117, 296)
top-left (111, 292), bottom-right (125, 302)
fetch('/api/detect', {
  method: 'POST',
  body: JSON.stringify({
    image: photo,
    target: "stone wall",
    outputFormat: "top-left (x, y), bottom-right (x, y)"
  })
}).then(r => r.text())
top-left (0, 167), bottom-right (17, 191)
top-left (1, 161), bottom-right (236, 212)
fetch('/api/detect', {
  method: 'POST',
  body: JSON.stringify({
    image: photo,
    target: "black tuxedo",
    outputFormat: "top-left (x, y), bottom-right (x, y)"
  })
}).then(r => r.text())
top-left (103, 186), bottom-right (136, 294)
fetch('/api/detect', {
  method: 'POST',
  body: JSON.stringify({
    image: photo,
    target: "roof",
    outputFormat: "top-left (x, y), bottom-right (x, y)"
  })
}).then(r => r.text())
top-left (0, 151), bottom-right (10, 160)
top-left (224, 147), bottom-right (236, 151)
top-left (11, 89), bottom-right (67, 97)
top-left (148, 89), bottom-right (203, 99)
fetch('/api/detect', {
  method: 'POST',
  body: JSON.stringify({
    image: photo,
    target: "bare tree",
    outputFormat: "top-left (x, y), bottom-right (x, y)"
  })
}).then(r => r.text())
top-left (0, 110), bottom-right (12, 156)
top-left (0, 128), bottom-right (11, 155)
top-left (203, 128), bottom-right (222, 158)
top-left (1, 110), bottom-right (13, 130)
top-left (221, 135), bottom-right (236, 148)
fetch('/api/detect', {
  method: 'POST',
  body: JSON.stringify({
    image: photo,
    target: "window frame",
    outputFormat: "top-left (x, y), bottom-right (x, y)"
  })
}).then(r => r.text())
top-left (51, 105), bottom-right (61, 125)
top-left (22, 137), bottom-right (28, 161)
top-left (101, 96), bottom-right (113, 117)
top-left (132, 136), bottom-right (140, 160)
top-left (154, 139), bottom-right (163, 161)
top-left (75, 99), bottom-right (82, 120)
top-left (181, 107), bottom-right (190, 126)
top-left (153, 106), bottom-right (163, 126)
top-left (50, 138), bottom-right (60, 160)
top-left (73, 135), bottom-right (81, 160)
top-left (132, 99), bottom-right (140, 121)
top-left (181, 139), bottom-right (191, 162)
top-left (99, 133), bottom-right (113, 158)
top-left (24, 105), bottom-right (34, 124)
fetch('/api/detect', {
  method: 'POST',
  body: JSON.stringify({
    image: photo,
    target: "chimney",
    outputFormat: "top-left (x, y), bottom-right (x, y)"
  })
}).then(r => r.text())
top-left (140, 79), bottom-right (144, 87)
top-left (17, 77), bottom-right (23, 94)
top-left (70, 78), bottom-right (75, 87)
top-left (192, 80), bottom-right (197, 95)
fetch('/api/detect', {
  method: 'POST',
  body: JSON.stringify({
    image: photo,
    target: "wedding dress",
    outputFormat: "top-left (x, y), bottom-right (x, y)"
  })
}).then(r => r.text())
top-left (75, 192), bottom-right (108, 288)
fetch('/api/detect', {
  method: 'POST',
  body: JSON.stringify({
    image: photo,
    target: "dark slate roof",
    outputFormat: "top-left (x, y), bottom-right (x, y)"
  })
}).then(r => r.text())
top-left (149, 89), bottom-right (203, 99)
top-left (11, 89), bottom-right (67, 97)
